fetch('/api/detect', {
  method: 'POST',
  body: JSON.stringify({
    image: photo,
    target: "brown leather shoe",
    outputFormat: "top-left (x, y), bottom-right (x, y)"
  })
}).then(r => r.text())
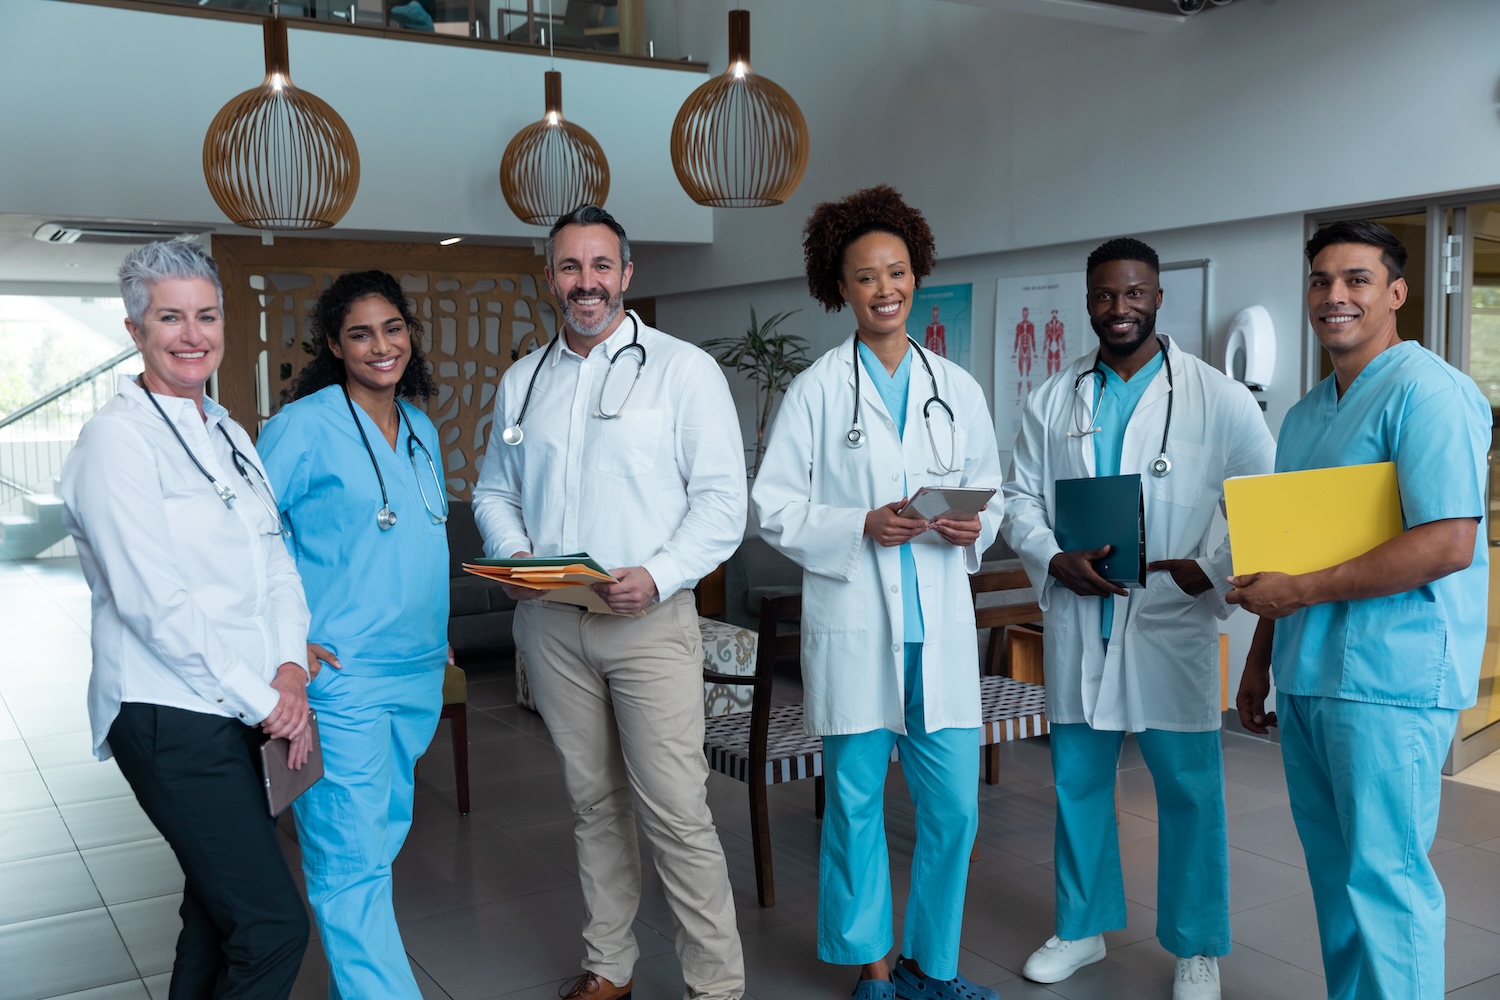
top-left (558, 971), bottom-right (632, 999)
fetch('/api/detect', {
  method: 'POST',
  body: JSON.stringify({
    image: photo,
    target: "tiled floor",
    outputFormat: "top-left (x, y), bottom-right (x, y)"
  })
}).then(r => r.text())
top-left (6, 556), bottom-right (1500, 999)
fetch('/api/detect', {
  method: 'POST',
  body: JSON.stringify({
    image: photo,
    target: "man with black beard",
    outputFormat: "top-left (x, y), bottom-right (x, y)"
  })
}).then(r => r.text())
top-left (1001, 239), bottom-right (1274, 1000)
top-left (474, 205), bottom-right (747, 1000)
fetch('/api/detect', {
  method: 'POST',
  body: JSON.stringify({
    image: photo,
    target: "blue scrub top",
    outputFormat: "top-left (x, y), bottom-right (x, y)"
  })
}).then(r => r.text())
top-left (1271, 341), bottom-right (1490, 709)
top-left (857, 341), bottom-right (924, 645)
top-left (258, 384), bottom-right (450, 676)
top-left (1092, 349), bottom-right (1165, 639)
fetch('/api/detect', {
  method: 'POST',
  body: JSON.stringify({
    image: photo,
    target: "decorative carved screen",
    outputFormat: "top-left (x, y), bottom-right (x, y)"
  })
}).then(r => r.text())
top-left (212, 236), bottom-right (559, 501)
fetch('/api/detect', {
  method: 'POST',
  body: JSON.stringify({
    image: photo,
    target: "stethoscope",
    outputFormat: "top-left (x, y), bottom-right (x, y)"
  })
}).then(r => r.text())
top-left (340, 386), bottom-right (449, 530)
top-left (501, 314), bottom-right (645, 446)
top-left (846, 336), bottom-right (960, 476)
top-left (136, 376), bottom-right (286, 536)
top-left (1067, 336), bottom-right (1174, 478)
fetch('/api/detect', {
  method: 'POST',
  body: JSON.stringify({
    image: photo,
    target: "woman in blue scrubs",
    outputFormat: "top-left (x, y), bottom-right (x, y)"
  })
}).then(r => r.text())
top-left (258, 270), bottom-right (450, 1000)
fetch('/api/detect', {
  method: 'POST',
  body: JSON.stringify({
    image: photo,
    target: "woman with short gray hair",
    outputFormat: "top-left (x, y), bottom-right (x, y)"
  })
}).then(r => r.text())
top-left (61, 239), bottom-right (314, 1000)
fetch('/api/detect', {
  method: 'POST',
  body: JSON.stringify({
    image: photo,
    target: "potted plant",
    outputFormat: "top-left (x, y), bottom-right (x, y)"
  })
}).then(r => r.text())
top-left (703, 307), bottom-right (810, 476)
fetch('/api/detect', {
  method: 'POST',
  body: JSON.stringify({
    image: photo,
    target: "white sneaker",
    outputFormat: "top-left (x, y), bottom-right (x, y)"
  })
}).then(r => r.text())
top-left (1173, 955), bottom-right (1220, 1000)
top-left (1022, 934), bottom-right (1106, 983)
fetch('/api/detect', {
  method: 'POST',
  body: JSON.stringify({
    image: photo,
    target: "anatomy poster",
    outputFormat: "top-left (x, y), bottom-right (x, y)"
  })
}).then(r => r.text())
top-left (993, 271), bottom-right (1087, 452)
top-left (911, 283), bottom-right (972, 371)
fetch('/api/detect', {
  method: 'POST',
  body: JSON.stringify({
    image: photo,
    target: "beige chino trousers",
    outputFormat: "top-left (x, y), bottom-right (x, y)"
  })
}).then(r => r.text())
top-left (514, 590), bottom-right (745, 1000)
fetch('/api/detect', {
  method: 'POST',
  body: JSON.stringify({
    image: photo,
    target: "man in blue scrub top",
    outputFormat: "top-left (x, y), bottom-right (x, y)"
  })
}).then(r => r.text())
top-left (1233, 219), bottom-right (1490, 1000)
top-left (1005, 238), bottom-right (1275, 1000)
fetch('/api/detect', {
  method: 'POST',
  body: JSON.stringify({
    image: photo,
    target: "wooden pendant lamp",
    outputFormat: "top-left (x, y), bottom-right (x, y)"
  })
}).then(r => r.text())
top-left (670, 10), bottom-right (809, 208)
top-left (500, 70), bottom-right (611, 226)
top-left (202, 17), bottom-right (360, 230)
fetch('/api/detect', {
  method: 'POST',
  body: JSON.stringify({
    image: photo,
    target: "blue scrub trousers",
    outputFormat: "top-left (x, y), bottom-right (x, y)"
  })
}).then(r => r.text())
top-left (818, 644), bottom-right (980, 979)
top-left (1278, 692), bottom-right (1456, 1000)
top-left (293, 668), bottom-right (444, 1000)
top-left (1050, 723), bottom-right (1230, 957)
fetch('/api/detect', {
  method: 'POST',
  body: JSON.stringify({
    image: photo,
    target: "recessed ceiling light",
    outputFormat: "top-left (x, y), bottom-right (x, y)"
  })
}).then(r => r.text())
top-left (439, 236), bottom-right (463, 246)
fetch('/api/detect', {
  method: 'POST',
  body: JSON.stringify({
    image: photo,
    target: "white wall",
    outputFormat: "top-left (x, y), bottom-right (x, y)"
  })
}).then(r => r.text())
top-left (0, 2), bottom-right (713, 245)
top-left (631, 0), bottom-right (1500, 298)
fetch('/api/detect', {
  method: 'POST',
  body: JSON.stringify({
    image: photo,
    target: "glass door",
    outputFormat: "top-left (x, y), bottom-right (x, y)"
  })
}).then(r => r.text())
top-left (1447, 201), bottom-right (1500, 773)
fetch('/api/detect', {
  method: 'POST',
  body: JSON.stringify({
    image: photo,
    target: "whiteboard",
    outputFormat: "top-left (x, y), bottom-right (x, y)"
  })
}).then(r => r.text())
top-left (1158, 259), bottom-right (1210, 359)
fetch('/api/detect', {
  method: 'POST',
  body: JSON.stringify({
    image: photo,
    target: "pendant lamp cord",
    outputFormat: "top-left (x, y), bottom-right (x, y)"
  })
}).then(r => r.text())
top-left (547, 0), bottom-right (555, 67)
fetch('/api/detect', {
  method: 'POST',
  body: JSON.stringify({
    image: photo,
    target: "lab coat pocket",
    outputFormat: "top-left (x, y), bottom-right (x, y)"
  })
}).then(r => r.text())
top-left (1345, 597), bottom-right (1446, 703)
top-left (1151, 441), bottom-right (1212, 509)
top-left (596, 409), bottom-right (665, 478)
top-left (802, 574), bottom-right (867, 634)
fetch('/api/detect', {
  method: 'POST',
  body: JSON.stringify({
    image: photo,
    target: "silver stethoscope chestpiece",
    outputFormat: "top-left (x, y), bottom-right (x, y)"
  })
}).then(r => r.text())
top-left (377, 505), bottom-right (397, 530)
top-left (501, 425), bottom-right (524, 447)
top-left (846, 427), bottom-right (865, 448)
top-left (1149, 455), bottom-right (1172, 478)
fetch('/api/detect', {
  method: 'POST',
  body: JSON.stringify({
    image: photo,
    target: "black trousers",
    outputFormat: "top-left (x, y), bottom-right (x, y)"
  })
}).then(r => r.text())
top-left (108, 703), bottom-right (309, 1000)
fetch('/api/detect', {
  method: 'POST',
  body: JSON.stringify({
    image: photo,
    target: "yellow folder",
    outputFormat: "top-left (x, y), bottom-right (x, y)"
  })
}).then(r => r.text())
top-left (1224, 461), bottom-right (1403, 577)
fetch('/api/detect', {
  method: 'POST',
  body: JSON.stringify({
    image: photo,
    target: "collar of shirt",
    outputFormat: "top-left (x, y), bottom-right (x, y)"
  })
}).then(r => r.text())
top-left (119, 373), bottom-right (231, 432)
top-left (554, 311), bottom-right (638, 366)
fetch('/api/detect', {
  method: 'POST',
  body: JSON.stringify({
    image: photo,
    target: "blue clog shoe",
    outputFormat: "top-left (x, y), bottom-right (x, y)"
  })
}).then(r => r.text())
top-left (891, 959), bottom-right (1001, 1000)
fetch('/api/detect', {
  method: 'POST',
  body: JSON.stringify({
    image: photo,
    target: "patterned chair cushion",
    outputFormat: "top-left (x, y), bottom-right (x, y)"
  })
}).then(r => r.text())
top-left (515, 616), bottom-right (759, 718)
top-left (704, 703), bottom-right (822, 784)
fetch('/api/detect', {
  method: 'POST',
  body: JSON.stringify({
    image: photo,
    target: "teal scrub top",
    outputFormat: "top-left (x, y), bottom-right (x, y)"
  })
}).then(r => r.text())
top-left (258, 385), bottom-right (450, 676)
top-left (857, 341), bottom-right (925, 645)
top-left (1271, 341), bottom-right (1490, 708)
top-left (1091, 349), bottom-right (1165, 639)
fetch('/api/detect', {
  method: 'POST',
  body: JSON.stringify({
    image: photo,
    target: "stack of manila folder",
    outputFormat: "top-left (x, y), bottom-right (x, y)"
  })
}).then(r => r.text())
top-left (462, 555), bottom-right (624, 615)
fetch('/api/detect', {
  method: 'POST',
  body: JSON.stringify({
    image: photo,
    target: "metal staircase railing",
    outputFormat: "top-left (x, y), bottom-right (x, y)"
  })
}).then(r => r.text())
top-left (0, 348), bottom-right (140, 559)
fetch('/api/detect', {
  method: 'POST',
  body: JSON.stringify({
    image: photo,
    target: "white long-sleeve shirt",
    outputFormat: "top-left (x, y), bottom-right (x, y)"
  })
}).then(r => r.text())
top-left (472, 312), bottom-right (747, 601)
top-left (61, 376), bottom-right (310, 760)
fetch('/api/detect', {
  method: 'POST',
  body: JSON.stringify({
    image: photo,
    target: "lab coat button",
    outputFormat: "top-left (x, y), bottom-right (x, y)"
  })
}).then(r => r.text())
top-left (891, 643), bottom-right (900, 653)
top-left (885, 418), bottom-right (895, 429)
top-left (890, 584), bottom-right (899, 594)
top-left (891, 473), bottom-right (900, 482)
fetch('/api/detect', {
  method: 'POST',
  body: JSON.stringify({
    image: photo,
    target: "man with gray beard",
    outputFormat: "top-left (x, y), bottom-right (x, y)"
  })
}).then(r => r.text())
top-left (473, 205), bottom-right (747, 1000)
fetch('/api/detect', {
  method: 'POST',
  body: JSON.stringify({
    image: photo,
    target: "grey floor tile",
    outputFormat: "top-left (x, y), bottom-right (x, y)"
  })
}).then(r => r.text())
top-left (22, 732), bottom-right (96, 771)
top-left (0, 807), bottom-right (76, 864)
top-left (462, 772), bottom-right (575, 833)
top-left (412, 961), bottom-right (454, 1000)
top-left (40, 762), bottom-right (132, 807)
top-left (0, 739), bottom-right (36, 777)
top-left (0, 851), bottom-right (102, 924)
top-left (0, 770), bottom-right (55, 814)
top-left (1440, 781), bottom-right (1500, 846)
top-left (401, 885), bottom-right (673, 1000)
top-left (393, 830), bottom-right (577, 922)
top-left (0, 703), bottom-right (21, 743)
top-left (141, 974), bottom-right (170, 1000)
top-left (0, 908), bottom-right (135, 1000)
top-left (1230, 892), bottom-right (1323, 977)
top-left (58, 798), bottom-right (158, 851)
top-left (463, 678), bottom-right (517, 712)
top-left (1227, 803), bottom-right (1308, 870)
top-left (79, 840), bottom-right (182, 906)
top-left (1451, 973), bottom-right (1500, 999)
top-left (0, 664), bottom-right (92, 697)
top-left (38, 982), bottom-right (150, 1000)
top-left (1447, 918), bottom-right (1500, 992)
top-left (1436, 847), bottom-right (1500, 933)
top-left (1048, 938), bottom-right (1326, 1000)
top-left (109, 893), bottom-right (183, 979)
top-left (477, 704), bottom-right (554, 743)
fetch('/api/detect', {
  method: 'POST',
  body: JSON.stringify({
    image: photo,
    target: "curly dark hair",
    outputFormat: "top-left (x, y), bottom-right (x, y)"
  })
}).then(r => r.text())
top-left (1086, 237), bottom-right (1160, 277)
top-left (802, 185), bottom-right (937, 312)
top-left (288, 270), bottom-right (436, 402)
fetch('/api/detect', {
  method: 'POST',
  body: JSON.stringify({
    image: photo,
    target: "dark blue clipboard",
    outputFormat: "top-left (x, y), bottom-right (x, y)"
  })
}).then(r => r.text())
top-left (1053, 474), bottom-right (1146, 587)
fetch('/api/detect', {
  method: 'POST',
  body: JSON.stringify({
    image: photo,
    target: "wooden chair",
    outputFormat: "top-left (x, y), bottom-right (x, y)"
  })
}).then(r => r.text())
top-left (439, 662), bottom-right (471, 815)
top-left (701, 591), bottom-right (821, 908)
top-left (969, 564), bottom-right (1043, 783)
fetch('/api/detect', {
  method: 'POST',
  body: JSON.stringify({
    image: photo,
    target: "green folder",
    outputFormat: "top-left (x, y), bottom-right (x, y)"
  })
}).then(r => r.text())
top-left (1053, 474), bottom-right (1146, 587)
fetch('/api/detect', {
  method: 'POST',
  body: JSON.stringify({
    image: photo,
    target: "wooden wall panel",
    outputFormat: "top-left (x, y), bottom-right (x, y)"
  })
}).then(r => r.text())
top-left (213, 236), bottom-right (558, 501)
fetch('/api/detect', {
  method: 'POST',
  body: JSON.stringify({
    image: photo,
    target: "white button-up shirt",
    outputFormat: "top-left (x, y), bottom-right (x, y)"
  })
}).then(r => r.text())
top-left (472, 312), bottom-right (747, 600)
top-left (61, 376), bottom-right (310, 760)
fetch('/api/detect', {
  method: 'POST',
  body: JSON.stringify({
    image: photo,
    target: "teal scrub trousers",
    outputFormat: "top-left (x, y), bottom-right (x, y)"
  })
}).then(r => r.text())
top-left (1049, 723), bottom-right (1231, 957)
top-left (1278, 692), bottom-right (1456, 1000)
top-left (818, 643), bottom-right (980, 979)
top-left (292, 668), bottom-right (443, 1000)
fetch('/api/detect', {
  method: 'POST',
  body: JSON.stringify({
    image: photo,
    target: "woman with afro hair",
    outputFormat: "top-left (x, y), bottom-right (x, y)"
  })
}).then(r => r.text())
top-left (256, 270), bottom-right (449, 1000)
top-left (752, 187), bottom-right (1005, 1000)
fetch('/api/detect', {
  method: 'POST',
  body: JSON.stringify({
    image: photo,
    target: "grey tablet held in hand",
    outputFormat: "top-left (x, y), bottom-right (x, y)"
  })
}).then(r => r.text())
top-left (897, 486), bottom-right (997, 521)
top-left (259, 712), bottom-right (324, 817)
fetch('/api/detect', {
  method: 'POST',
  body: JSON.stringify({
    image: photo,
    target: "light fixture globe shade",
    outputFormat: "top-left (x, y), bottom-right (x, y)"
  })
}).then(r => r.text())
top-left (500, 71), bottom-right (611, 227)
top-left (202, 19), bottom-right (360, 231)
top-left (670, 10), bottom-right (809, 208)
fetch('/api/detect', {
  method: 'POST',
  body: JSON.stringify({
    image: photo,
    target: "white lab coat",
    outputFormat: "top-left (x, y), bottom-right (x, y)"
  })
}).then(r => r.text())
top-left (752, 336), bottom-right (1004, 737)
top-left (1001, 336), bottom-right (1274, 732)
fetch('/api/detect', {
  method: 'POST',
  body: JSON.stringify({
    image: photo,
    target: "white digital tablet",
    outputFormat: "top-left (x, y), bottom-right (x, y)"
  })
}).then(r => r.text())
top-left (897, 486), bottom-right (997, 522)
